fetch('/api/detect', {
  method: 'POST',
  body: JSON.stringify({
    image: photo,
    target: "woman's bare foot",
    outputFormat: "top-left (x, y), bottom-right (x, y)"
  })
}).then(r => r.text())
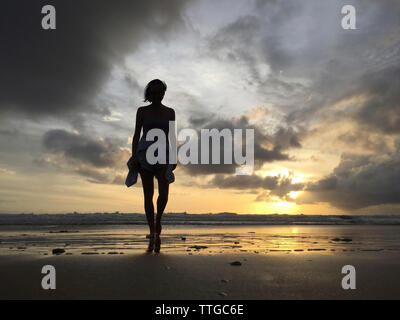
top-left (147, 234), bottom-right (155, 252)
top-left (154, 233), bottom-right (161, 253)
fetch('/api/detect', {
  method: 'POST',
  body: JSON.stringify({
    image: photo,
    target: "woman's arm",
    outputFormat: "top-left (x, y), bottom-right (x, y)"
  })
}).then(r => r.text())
top-left (131, 107), bottom-right (144, 158)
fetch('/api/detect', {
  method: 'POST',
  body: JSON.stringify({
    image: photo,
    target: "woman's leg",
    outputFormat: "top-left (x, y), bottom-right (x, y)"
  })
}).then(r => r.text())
top-left (155, 167), bottom-right (169, 235)
top-left (139, 169), bottom-right (155, 235)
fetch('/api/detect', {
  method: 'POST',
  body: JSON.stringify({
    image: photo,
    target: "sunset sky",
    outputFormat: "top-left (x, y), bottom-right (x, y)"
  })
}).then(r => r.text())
top-left (1, 0), bottom-right (399, 215)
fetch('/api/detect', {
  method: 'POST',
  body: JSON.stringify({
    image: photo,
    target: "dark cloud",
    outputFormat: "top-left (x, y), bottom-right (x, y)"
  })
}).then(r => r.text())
top-left (179, 113), bottom-right (301, 175)
top-left (0, 128), bottom-right (20, 137)
top-left (124, 74), bottom-right (142, 92)
top-left (288, 64), bottom-right (400, 140)
top-left (301, 152), bottom-right (400, 209)
top-left (207, 171), bottom-right (304, 202)
top-left (74, 167), bottom-right (111, 185)
top-left (43, 129), bottom-right (128, 168)
top-left (336, 130), bottom-right (391, 153)
top-left (273, 127), bottom-right (301, 149)
top-left (210, 174), bottom-right (278, 190)
top-left (38, 129), bottom-right (130, 184)
top-left (0, 0), bottom-right (187, 121)
top-left (354, 67), bottom-right (400, 134)
top-left (207, 15), bottom-right (260, 76)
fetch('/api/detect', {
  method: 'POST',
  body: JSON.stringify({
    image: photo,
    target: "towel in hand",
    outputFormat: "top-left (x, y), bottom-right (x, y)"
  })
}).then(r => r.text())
top-left (125, 156), bottom-right (138, 187)
top-left (125, 155), bottom-right (175, 187)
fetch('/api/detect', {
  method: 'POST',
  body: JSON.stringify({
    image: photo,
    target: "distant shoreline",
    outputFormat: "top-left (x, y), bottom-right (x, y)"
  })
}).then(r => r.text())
top-left (0, 212), bottom-right (400, 226)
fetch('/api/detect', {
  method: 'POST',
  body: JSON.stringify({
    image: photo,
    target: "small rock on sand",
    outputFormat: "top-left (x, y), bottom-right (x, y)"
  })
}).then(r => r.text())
top-left (221, 279), bottom-right (230, 283)
top-left (181, 237), bottom-right (186, 241)
top-left (81, 252), bottom-right (99, 255)
top-left (49, 230), bottom-right (78, 233)
top-left (331, 238), bottom-right (352, 242)
top-left (218, 291), bottom-right (228, 297)
top-left (108, 252), bottom-right (119, 255)
top-left (230, 261), bottom-right (242, 266)
top-left (189, 245), bottom-right (208, 250)
top-left (52, 248), bottom-right (65, 255)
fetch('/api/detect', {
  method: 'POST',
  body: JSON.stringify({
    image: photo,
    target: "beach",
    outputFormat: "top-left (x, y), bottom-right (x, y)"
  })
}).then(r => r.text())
top-left (1, 224), bottom-right (400, 299)
top-left (1, 251), bottom-right (400, 299)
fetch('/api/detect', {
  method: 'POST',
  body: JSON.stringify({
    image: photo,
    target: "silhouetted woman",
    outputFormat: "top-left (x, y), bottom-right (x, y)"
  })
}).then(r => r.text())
top-left (131, 79), bottom-right (176, 253)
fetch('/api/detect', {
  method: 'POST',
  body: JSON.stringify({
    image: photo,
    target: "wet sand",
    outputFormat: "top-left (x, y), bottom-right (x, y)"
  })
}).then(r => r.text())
top-left (2, 224), bottom-right (400, 255)
top-left (1, 251), bottom-right (400, 299)
top-left (1, 225), bottom-right (400, 299)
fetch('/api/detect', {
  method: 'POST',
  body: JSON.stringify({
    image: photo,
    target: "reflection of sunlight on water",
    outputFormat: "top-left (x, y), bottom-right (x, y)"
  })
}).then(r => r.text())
top-left (1, 225), bottom-right (400, 256)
